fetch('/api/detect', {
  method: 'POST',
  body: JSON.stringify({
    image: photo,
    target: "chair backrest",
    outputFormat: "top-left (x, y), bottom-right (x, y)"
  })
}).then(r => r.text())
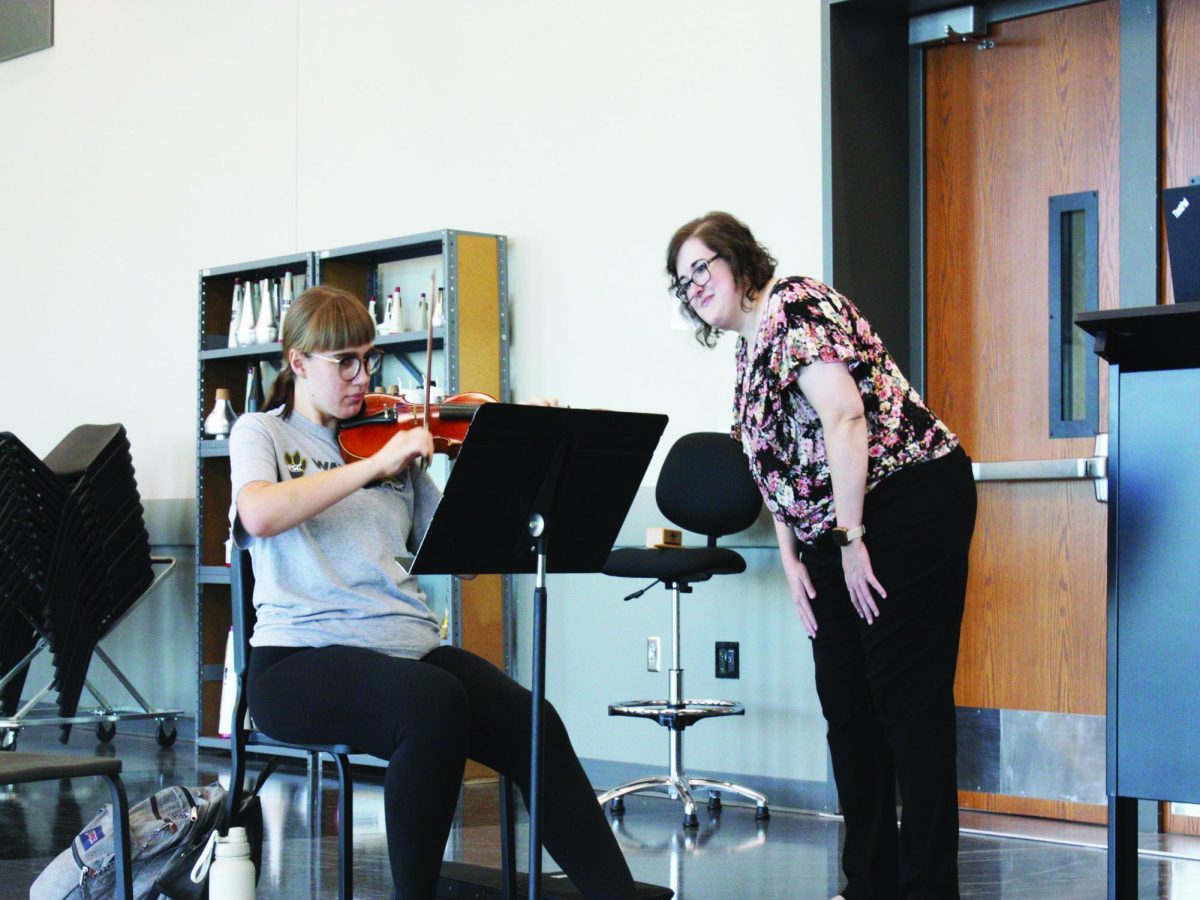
top-left (229, 546), bottom-right (257, 678)
top-left (224, 546), bottom-right (256, 824)
top-left (655, 432), bottom-right (762, 541)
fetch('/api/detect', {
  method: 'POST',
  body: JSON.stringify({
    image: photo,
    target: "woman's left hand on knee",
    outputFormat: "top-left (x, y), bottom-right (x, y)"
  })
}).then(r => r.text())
top-left (841, 540), bottom-right (886, 624)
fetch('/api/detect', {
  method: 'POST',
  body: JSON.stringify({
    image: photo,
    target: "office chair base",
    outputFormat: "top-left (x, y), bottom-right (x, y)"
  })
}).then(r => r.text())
top-left (598, 774), bottom-right (769, 828)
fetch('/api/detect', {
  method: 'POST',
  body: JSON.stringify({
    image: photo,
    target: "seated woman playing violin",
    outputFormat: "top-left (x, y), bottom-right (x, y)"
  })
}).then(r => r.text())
top-left (229, 286), bottom-right (638, 900)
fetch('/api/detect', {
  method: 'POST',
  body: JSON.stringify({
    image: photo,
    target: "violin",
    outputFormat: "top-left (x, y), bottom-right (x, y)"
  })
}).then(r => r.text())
top-left (337, 391), bottom-right (497, 461)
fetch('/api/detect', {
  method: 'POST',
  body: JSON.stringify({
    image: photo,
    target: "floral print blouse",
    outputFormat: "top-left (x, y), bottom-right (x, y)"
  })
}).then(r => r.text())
top-left (732, 276), bottom-right (958, 544)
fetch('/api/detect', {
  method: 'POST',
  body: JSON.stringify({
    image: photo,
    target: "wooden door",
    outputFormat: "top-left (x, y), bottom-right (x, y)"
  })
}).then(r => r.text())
top-left (924, 1), bottom-right (1119, 824)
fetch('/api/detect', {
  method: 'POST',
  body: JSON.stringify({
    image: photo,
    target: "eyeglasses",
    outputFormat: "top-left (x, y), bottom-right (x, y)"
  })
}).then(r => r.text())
top-left (673, 254), bottom-right (721, 303)
top-left (305, 348), bottom-right (384, 382)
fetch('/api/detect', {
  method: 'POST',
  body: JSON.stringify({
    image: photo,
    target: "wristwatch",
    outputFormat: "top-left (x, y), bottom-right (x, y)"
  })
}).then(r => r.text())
top-left (831, 524), bottom-right (866, 546)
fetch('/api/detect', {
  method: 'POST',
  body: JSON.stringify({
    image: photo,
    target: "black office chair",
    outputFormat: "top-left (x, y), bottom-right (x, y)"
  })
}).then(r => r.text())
top-left (3, 752), bottom-right (133, 899)
top-left (598, 432), bottom-right (770, 828)
top-left (222, 546), bottom-right (521, 899)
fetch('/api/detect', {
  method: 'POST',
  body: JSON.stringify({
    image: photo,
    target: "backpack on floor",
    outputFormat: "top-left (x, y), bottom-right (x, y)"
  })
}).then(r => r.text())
top-left (31, 783), bottom-right (224, 900)
top-left (30, 763), bottom-right (272, 900)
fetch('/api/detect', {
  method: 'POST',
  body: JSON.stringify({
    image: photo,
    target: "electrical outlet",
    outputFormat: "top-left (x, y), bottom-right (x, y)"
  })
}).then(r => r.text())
top-left (646, 636), bottom-right (661, 672)
top-left (716, 641), bottom-right (740, 679)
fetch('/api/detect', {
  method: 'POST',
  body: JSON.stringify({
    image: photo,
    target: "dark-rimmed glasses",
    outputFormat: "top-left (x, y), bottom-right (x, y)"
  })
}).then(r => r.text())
top-left (674, 254), bottom-right (721, 303)
top-left (306, 348), bottom-right (384, 382)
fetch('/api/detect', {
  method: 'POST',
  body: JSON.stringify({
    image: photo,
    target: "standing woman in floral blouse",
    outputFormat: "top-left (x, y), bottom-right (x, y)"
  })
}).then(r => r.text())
top-left (667, 212), bottom-right (976, 900)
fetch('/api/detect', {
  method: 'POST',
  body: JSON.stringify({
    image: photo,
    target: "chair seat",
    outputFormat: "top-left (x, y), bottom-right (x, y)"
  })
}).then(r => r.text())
top-left (0, 751), bottom-right (122, 784)
top-left (246, 731), bottom-right (357, 756)
top-left (608, 699), bottom-right (745, 730)
top-left (603, 546), bottom-right (746, 582)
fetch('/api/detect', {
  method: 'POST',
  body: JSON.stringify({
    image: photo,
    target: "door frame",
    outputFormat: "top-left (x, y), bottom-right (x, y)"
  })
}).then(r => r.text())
top-left (820, 0), bottom-right (1162, 818)
top-left (821, 0), bottom-right (1160, 386)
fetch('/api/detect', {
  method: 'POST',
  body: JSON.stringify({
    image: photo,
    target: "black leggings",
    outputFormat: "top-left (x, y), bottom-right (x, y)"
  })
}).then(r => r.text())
top-left (801, 447), bottom-right (977, 899)
top-left (248, 643), bottom-right (637, 900)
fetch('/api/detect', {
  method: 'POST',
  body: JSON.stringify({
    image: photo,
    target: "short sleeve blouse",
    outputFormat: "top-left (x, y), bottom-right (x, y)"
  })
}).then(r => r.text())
top-left (732, 276), bottom-right (958, 544)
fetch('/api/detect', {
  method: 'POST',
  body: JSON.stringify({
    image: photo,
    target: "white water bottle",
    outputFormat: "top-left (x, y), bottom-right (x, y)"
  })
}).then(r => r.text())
top-left (208, 827), bottom-right (256, 898)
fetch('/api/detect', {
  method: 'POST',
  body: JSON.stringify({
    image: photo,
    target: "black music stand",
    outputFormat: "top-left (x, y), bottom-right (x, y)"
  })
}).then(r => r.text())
top-left (411, 403), bottom-right (668, 900)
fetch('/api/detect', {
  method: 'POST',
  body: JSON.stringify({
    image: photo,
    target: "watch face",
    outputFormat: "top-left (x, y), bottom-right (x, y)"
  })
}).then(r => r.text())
top-left (830, 526), bottom-right (863, 546)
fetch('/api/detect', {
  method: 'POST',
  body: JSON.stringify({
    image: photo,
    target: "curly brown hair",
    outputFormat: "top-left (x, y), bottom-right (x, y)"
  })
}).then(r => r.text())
top-left (665, 211), bottom-right (777, 347)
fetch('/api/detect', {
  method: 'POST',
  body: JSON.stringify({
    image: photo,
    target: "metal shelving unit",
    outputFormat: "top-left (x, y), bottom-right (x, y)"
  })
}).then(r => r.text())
top-left (194, 233), bottom-right (511, 773)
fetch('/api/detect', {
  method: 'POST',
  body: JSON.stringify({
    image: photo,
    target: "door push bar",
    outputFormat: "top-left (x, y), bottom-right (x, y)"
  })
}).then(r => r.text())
top-left (971, 434), bottom-right (1108, 503)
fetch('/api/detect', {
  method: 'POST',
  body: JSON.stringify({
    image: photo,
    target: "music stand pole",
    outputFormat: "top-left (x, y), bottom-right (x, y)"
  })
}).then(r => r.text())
top-left (528, 515), bottom-right (549, 899)
top-left (408, 403), bottom-right (668, 899)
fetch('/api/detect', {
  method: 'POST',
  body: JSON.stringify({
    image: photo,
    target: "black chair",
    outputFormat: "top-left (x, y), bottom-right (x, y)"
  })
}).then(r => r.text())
top-left (1, 751), bottom-right (132, 899)
top-left (598, 432), bottom-right (770, 828)
top-left (223, 546), bottom-right (521, 899)
top-left (223, 546), bottom-right (357, 900)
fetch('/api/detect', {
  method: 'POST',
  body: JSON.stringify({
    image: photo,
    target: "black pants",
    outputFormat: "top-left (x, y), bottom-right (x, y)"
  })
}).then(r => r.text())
top-left (801, 447), bottom-right (976, 900)
top-left (248, 643), bottom-right (637, 900)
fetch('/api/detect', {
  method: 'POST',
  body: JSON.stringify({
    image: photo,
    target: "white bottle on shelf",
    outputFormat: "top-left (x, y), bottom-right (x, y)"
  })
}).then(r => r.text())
top-left (278, 271), bottom-right (293, 333)
top-left (387, 287), bottom-right (404, 334)
top-left (235, 281), bottom-right (258, 346)
top-left (368, 296), bottom-right (379, 335)
top-left (254, 278), bottom-right (277, 344)
top-left (418, 292), bottom-right (429, 331)
top-left (431, 287), bottom-right (445, 327)
top-left (227, 280), bottom-right (243, 349)
top-left (203, 389), bottom-right (238, 438)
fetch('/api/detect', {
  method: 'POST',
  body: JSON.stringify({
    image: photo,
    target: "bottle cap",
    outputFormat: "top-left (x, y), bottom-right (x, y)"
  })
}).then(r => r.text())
top-left (215, 826), bottom-right (251, 857)
top-left (215, 388), bottom-right (230, 401)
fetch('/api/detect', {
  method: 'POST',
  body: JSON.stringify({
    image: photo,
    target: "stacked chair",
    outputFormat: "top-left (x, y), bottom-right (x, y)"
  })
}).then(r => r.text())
top-left (0, 432), bottom-right (66, 718)
top-left (0, 425), bottom-right (154, 743)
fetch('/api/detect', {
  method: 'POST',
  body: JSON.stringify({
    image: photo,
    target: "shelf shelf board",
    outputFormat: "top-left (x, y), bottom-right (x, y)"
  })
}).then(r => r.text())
top-left (200, 252), bottom-right (311, 280)
top-left (317, 232), bottom-right (446, 264)
top-left (197, 565), bottom-right (231, 584)
top-left (199, 440), bottom-right (230, 458)
top-left (200, 338), bottom-right (283, 360)
top-left (376, 328), bottom-right (445, 351)
top-left (200, 331), bottom-right (442, 359)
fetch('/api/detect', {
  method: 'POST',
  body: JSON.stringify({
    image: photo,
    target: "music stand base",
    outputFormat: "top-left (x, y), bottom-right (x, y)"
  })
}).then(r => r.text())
top-left (438, 862), bottom-right (673, 899)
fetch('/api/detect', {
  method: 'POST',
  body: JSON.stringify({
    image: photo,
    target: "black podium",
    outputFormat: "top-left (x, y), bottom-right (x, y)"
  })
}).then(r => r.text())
top-left (1077, 304), bottom-right (1200, 899)
top-left (410, 403), bottom-right (670, 900)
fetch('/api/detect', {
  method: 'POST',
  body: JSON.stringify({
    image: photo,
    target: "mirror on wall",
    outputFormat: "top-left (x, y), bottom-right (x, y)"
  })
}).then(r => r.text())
top-left (0, 0), bottom-right (53, 64)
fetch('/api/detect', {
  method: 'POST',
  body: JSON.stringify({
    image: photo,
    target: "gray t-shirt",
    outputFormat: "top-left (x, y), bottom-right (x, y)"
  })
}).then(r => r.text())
top-left (229, 408), bottom-right (441, 659)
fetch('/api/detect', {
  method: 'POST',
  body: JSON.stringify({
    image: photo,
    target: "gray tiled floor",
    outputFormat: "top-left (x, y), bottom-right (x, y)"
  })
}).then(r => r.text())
top-left (3, 725), bottom-right (1200, 898)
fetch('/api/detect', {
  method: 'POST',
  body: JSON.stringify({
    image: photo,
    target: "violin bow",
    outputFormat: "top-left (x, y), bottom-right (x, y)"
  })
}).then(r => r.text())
top-left (417, 296), bottom-right (436, 470)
